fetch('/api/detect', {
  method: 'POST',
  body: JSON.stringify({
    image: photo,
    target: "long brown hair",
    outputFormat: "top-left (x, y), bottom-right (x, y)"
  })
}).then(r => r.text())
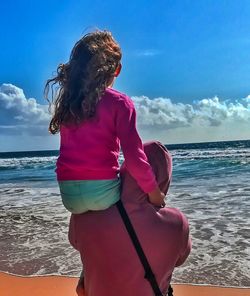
top-left (44, 30), bottom-right (122, 134)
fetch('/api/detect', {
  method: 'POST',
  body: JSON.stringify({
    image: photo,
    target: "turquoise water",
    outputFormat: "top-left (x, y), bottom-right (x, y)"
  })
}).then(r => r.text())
top-left (0, 140), bottom-right (249, 286)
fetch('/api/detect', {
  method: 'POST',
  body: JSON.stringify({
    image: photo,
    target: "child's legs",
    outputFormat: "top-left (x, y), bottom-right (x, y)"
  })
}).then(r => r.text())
top-left (59, 181), bottom-right (88, 213)
top-left (58, 179), bottom-right (121, 214)
top-left (79, 179), bottom-right (120, 211)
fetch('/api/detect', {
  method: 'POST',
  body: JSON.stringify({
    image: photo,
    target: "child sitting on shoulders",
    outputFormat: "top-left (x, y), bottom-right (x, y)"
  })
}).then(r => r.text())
top-left (45, 30), bottom-right (165, 214)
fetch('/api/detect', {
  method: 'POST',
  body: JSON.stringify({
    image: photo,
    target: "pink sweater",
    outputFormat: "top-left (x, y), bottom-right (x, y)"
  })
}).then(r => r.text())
top-left (56, 88), bottom-right (157, 193)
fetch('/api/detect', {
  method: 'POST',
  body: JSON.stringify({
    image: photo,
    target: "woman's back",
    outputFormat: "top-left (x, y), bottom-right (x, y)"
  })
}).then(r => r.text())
top-left (69, 142), bottom-right (191, 296)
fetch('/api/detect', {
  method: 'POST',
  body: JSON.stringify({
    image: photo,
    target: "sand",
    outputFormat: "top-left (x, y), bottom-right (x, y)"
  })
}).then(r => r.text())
top-left (0, 272), bottom-right (249, 296)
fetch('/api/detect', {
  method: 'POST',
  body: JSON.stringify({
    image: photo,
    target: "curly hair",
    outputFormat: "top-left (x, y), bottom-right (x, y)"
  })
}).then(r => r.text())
top-left (44, 30), bottom-right (122, 134)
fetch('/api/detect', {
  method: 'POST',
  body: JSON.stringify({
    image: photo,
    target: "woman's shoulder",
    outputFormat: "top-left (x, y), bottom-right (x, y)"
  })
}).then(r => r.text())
top-left (164, 207), bottom-right (189, 231)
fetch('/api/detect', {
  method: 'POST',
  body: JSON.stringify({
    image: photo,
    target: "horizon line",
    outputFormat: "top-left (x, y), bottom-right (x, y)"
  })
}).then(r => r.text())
top-left (0, 138), bottom-right (249, 154)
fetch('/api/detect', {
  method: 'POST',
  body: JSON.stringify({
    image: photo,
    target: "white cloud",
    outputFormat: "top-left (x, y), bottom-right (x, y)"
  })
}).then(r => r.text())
top-left (134, 49), bottom-right (162, 57)
top-left (0, 83), bottom-right (249, 151)
top-left (133, 95), bottom-right (250, 127)
top-left (132, 95), bottom-right (250, 143)
top-left (0, 83), bottom-right (58, 151)
top-left (0, 83), bottom-right (50, 136)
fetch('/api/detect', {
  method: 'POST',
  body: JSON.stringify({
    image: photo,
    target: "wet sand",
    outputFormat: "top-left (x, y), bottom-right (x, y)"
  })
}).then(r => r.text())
top-left (1, 272), bottom-right (249, 296)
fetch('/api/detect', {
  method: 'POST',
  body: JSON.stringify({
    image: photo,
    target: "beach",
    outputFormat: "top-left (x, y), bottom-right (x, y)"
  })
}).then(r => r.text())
top-left (0, 140), bottom-right (249, 288)
top-left (1, 272), bottom-right (249, 296)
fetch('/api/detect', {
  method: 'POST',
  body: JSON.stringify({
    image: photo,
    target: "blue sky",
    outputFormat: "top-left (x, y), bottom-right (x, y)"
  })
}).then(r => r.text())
top-left (0, 0), bottom-right (250, 151)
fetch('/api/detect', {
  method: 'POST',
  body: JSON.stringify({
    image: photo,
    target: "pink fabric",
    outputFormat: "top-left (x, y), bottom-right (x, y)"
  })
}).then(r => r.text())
top-left (69, 141), bottom-right (191, 296)
top-left (56, 88), bottom-right (157, 193)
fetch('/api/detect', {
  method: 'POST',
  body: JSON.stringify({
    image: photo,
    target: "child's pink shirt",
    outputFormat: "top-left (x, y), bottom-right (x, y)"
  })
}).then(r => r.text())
top-left (56, 88), bottom-right (157, 193)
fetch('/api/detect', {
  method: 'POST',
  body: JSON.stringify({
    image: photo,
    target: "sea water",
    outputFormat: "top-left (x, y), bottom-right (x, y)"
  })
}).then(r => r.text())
top-left (0, 140), bottom-right (249, 286)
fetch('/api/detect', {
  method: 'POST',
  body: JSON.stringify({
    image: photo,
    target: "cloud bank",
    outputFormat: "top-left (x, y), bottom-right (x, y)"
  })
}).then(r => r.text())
top-left (133, 95), bottom-right (250, 143)
top-left (0, 83), bottom-right (50, 136)
top-left (0, 84), bottom-right (57, 151)
top-left (133, 95), bottom-right (250, 128)
top-left (0, 83), bottom-right (249, 151)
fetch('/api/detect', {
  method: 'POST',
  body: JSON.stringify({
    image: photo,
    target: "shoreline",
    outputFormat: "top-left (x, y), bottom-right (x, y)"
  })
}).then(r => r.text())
top-left (1, 271), bottom-right (250, 289)
top-left (1, 272), bottom-right (249, 296)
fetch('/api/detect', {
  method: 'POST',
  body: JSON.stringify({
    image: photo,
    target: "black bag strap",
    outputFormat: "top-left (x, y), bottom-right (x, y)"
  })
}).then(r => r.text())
top-left (116, 200), bottom-right (173, 296)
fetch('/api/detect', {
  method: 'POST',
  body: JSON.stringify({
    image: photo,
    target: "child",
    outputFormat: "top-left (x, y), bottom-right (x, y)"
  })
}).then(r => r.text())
top-left (45, 30), bottom-right (165, 214)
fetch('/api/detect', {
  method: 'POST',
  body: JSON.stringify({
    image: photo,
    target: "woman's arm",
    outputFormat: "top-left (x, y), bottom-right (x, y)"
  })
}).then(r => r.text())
top-left (175, 212), bottom-right (192, 267)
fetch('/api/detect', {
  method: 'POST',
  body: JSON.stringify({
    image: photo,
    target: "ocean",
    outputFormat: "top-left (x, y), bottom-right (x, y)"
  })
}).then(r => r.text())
top-left (0, 140), bottom-right (249, 287)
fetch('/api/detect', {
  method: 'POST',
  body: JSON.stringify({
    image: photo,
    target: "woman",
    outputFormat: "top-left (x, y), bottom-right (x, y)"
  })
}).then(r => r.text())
top-left (69, 141), bottom-right (191, 296)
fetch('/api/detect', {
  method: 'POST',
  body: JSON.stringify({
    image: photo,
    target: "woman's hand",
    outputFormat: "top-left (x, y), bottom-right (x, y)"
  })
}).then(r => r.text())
top-left (148, 187), bottom-right (166, 207)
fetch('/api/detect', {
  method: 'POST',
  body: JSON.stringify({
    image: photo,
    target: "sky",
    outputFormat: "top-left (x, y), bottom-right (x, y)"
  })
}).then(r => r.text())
top-left (0, 0), bottom-right (250, 151)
